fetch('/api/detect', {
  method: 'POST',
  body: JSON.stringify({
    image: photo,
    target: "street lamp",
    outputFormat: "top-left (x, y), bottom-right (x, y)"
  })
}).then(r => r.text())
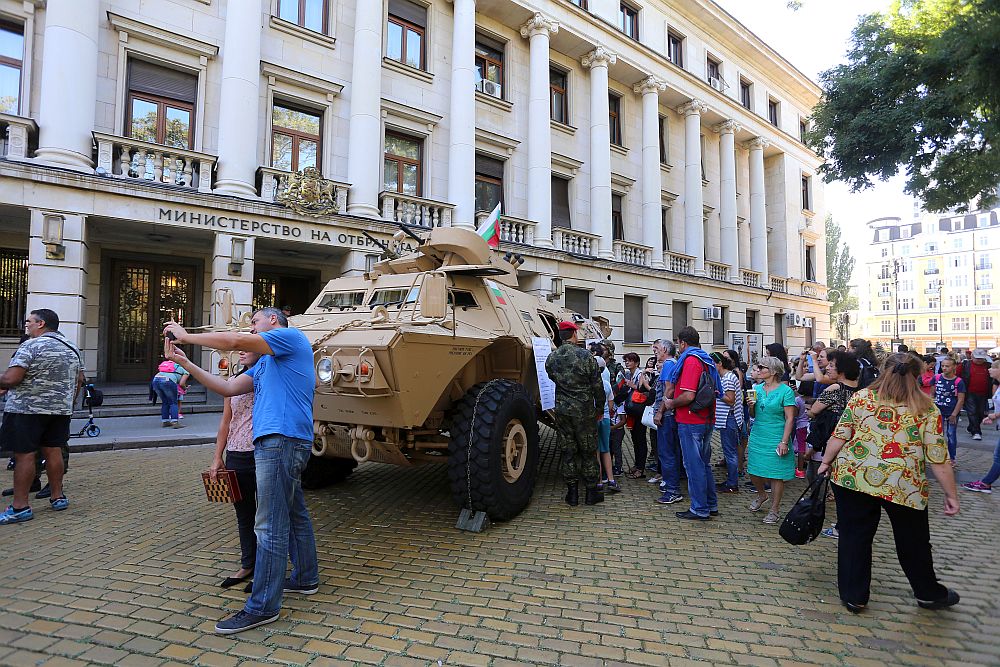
top-left (892, 257), bottom-right (902, 345)
top-left (937, 283), bottom-right (944, 350)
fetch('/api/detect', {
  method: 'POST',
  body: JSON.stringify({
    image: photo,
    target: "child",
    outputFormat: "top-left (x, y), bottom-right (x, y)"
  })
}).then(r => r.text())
top-left (793, 383), bottom-right (810, 478)
top-left (919, 354), bottom-right (936, 396)
top-left (933, 358), bottom-right (966, 464)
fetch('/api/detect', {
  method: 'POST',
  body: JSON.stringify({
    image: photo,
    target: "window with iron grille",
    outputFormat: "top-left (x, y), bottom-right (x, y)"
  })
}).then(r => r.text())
top-left (0, 248), bottom-right (28, 337)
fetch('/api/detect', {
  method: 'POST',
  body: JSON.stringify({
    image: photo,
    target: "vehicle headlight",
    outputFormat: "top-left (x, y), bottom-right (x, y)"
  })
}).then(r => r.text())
top-left (316, 357), bottom-right (333, 384)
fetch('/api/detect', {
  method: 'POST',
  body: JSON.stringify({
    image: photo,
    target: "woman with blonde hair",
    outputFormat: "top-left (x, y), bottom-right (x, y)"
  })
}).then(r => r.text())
top-left (818, 353), bottom-right (960, 613)
top-left (746, 355), bottom-right (796, 524)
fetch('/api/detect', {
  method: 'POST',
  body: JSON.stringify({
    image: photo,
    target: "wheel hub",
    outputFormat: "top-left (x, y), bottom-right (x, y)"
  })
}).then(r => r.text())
top-left (501, 420), bottom-right (528, 483)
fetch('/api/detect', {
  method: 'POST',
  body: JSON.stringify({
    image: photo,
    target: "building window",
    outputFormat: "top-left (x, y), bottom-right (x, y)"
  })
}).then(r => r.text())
top-left (746, 309), bottom-right (758, 332)
top-left (881, 247), bottom-right (889, 257)
top-left (658, 115), bottom-right (669, 164)
top-left (624, 295), bottom-right (645, 343)
top-left (619, 2), bottom-right (639, 39)
top-left (981, 292), bottom-right (992, 306)
top-left (383, 131), bottom-right (422, 196)
top-left (126, 60), bottom-right (198, 149)
top-left (773, 313), bottom-right (784, 345)
top-left (901, 319), bottom-right (915, 333)
top-left (660, 207), bottom-right (670, 252)
top-left (767, 98), bottom-right (779, 127)
top-left (739, 78), bottom-right (752, 110)
top-left (799, 119), bottom-right (808, 143)
top-left (952, 317), bottom-right (970, 332)
top-left (386, 0), bottom-right (426, 70)
top-left (565, 287), bottom-right (590, 318)
top-left (0, 21), bottom-right (24, 114)
top-left (976, 256), bottom-right (993, 270)
top-left (276, 0), bottom-right (328, 33)
top-left (801, 175), bottom-right (811, 210)
top-left (612, 194), bottom-right (624, 241)
top-left (881, 300), bottom-right (890, 312)
top-left (666, 30), bottom-right (684, 68)
top-left (474, 36), bottom-right (504, 98)
top-left (551, 176), bottom-right (571, 229)
top-left (550, 67), bottom-right (568, 124)
top-left (0, 248), bottom-right (27, 336)
top-left (983, 316), bottom-right (994, 331)
top-left (881, 320), bottom-right (891, 334)
top-left (713, 306), bottom-right (727, 346)
top-left (706, 56), bottom-right (720, 86)
top-left (270, 102), bottom-right (321, 173)
top-left (672, 301), bottom-right (689, 338)
top-left (609, 93), bottom-right (623, 146)
top-left (949, 294), bottom-right (970, 308)
top-left (928, 318), bottom-right (938, 332)
top-left (474, 154), bottom-right (503, 213)
top-left (568, 0), bottom-right (588, 9)
top-left (805, 244), bottom-right (816, 281)
top-left (928, 298), bottom-right (939, 309)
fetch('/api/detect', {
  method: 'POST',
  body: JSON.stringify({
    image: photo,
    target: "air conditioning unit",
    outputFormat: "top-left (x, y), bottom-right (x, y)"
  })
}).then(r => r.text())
top-left (702, 306), bottom-right (723, 320)
top-left (785, 312), bottom-right (803, 327)
top-left (708, 76), bottom-right (722, 91)
top-left (802, 317), bottom-right (814, 328)
top-left (480, 80), bottom-right (502, 98)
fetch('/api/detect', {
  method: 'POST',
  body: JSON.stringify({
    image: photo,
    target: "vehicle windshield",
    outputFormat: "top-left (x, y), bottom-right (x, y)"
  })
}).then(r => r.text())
top-left (368, 286), bottom-right (419, 307)
top-left (316, 291), bottom-right (366, 310)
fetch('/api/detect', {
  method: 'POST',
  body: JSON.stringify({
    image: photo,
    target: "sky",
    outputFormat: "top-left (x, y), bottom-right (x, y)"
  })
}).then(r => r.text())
top-left (714, 0), bottom-right (913, 271)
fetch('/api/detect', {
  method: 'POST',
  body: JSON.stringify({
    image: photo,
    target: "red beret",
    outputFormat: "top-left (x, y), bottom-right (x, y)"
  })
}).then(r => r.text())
top-left (558, 321), bottom-right (578, 332)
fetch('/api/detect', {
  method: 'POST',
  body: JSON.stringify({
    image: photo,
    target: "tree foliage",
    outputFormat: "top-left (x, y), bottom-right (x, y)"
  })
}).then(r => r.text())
top-left (825, 215), bottom-right (857, 313)
top-left (807, 0), bottom-right (1000, 213)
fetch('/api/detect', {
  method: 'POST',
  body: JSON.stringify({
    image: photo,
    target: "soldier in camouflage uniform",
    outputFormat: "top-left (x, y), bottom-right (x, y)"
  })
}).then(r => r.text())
top-left (545, 321), bottom-right (606, 506)
top-left (0, 309), bottom-right (83, 524)
top-left (602, 339), bottom-right (624, 384)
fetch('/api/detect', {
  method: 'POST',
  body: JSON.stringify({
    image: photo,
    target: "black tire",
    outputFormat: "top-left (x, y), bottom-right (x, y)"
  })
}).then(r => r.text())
top-left (447, 380), bottom-right (539, 522)
top-left (86, 425), bottom-right (101, 437)
top-left (301, 455), bottom-right (358, 490)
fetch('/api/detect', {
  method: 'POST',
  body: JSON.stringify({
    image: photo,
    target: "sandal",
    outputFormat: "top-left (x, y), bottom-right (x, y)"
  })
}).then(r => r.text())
top-left (749, 496), bottom-right (769, 512)
top-left (627, 468), bottom-right (644, 479)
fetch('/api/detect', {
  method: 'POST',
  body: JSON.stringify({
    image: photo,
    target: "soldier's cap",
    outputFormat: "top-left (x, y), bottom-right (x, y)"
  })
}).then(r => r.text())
top-left (558, 321), bottom-right (578, 332)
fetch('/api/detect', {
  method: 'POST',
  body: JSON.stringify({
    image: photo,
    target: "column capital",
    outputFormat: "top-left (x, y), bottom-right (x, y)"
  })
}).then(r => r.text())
top-left (677, 99), bottom-right (709, 117)
top-left (633, 75), bottom-right (666, 96)
top-left (519, 12), bottom-right (559, 39)
top-left (712, 119), bottom-right (741, 135)
top-left (581, 46), bottom-right (616, 69)
top-left (742, 136), bottom-right (770, 151)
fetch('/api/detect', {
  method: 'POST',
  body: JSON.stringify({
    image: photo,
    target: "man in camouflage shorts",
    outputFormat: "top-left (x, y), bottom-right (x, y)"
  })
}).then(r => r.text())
top-left (545, 321), bottom-right (605, 506)
top-left (0, 309), bottom-right (83, 524)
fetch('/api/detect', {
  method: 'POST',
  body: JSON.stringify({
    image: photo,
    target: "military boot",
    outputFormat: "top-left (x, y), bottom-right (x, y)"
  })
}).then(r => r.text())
top-left (565, 483), bottom-right (579, 506)
top-left (585, 486), bottom-right (605, 505)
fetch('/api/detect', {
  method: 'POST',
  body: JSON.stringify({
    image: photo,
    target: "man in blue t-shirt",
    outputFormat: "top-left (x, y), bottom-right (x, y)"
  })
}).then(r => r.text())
top-left (164, 307), bottom-right (318, 635)
top-left (933, 358), bottom-right (966, 464)
top-left (652, 339), bottom-right (683, 505)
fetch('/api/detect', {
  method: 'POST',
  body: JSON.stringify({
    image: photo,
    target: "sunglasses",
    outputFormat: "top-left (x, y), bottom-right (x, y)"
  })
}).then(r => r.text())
top-left (754, 365), bottom-right (770, 371)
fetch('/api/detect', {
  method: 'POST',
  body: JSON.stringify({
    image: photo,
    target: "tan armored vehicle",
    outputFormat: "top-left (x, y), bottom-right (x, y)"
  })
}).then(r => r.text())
top-left (284, 226), bottom-right (607, 522)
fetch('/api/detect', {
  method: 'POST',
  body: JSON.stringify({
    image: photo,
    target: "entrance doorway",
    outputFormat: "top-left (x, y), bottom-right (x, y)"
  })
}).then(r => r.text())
top-left (253, 266), bottom-right (321, 317)
top-left (108, 259), bottom-right (198, 382)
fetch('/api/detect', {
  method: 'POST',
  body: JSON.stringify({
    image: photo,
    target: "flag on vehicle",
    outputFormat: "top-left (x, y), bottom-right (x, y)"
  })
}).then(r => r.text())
top-left (476, 202), bottom-right (501, 249)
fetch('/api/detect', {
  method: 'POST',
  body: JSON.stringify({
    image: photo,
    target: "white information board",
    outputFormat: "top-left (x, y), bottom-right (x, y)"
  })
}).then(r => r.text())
top-left (531, 337), bottom-right (556, 412)
top-left (728, 331), bottom-right (763, 367)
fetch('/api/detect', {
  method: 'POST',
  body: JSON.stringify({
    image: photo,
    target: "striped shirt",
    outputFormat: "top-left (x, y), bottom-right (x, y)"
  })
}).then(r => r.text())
top-left (714, 371), bottom-right (743, 429)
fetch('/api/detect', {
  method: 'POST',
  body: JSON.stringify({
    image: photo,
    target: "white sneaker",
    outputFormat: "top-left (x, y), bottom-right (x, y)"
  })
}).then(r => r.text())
top-left (647, 475), bottom-right (662, 483)
top-left (973, 434), bottom-right (982, 440)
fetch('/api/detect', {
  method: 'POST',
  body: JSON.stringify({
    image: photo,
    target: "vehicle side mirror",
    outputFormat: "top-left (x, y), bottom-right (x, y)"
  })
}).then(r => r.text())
top-left (420, 273), bottom-right (447, 319)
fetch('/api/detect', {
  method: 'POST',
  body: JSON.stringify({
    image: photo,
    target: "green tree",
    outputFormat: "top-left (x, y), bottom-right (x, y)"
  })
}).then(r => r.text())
top-left (808, 0), bottom-right (1000, 213)
top-left (826, 215), bottom-right (857, 314)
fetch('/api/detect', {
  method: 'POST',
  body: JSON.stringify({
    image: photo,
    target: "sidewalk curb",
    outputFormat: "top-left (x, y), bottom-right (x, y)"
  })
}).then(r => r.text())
top-left (68, 437), bottom-right (216, 454)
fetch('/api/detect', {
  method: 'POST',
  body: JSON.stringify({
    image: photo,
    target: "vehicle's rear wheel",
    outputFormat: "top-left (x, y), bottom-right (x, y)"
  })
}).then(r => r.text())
top-left (447, 380), bottom-right (539, 522)
top-left (301, 455), bottom-right (358, 490)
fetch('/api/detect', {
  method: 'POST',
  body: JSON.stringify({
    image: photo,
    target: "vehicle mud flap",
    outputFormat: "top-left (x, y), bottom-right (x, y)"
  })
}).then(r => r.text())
top-left (455, 508), bottom-right (490, 533)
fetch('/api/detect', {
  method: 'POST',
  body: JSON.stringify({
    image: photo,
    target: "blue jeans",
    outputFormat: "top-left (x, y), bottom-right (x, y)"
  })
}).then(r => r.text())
top-left (677, 422), bottom-right (717, 517)
top-left (943, 418), bottom-right (957, 461)
top-left (983, 435), bottom-right (1000, 486)
top-left (151, 378), bottom-right (178, 422)
top-left (245, 435), bottom-right (318, 617)
top-left (657, 414), bottom-right (681, 496)
top-left (719, 412), bottom-right (740, 488)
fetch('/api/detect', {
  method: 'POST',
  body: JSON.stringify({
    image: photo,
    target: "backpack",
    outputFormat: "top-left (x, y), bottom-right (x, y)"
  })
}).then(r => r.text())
top-left (689, 359), bottom-right (718, 412)
top-left (857, 358), bottom-right (878, 389)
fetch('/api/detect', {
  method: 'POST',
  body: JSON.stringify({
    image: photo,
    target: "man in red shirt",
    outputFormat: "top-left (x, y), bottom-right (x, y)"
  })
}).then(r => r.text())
top-left (661, 326), bottom-right (723, 520)
top-left (963, 349), bottom-right (993, 441)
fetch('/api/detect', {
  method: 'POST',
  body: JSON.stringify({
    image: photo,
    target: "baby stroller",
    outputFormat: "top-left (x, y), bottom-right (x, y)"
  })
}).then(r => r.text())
top-left (70, 382), bottom-right (103, 438)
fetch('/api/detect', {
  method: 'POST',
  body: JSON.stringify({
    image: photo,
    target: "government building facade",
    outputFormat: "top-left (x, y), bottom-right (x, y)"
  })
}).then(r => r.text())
top-left (0, 0), bottom-right (829, 381)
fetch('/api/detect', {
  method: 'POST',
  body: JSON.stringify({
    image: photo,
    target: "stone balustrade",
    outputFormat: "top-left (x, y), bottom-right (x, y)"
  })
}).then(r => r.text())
top-left (741, 269), bottom-right (761, 288)
top-left (800, 281), bottom-right (819, 297)
top-left (0, 113), bottom-right (37, 160)
top-left (613, 240), bottom-right (651, 266)
top-left (553, 228), bottom-right (601, 256)
top-left (707, 261), bottom-right (729, 282)
top-left (379, 192), bottom-right (454, 229)
top-left (474, 212), bottom-right (537, 245)
top-left (93, 132), bottom-right (216, 193)
top-left (258, 166), bottom-right (349, 212)
top-left (770, 276), bottom-right (788, 293)
top-left (666, 251), bottom-right (695, 275)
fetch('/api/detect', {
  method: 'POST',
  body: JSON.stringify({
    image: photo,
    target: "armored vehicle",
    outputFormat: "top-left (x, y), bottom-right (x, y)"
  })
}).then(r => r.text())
top-left (286, 226), bottom-right (607, 522)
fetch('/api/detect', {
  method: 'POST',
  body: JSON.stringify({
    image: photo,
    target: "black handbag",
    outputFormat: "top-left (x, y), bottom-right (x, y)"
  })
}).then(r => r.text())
top-left (779, 474), bottom-right (830, 545)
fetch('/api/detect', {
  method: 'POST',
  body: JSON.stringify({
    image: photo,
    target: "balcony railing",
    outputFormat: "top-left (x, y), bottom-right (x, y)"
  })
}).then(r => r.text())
top-left (801, 282), bottom-right (819, 297)
top-left (474, 212), bottom-right (536, 245)
top-left (0, 113), bottom-right (36, 160)
top-left (741, 269), bottom-right (761, 288)
top-left (613, 240), bottom-right (651, 266)
top-left (706, 261), bottom-right (729, 282)
top-left (553, 228), bottom-right (600, 256)
top-left (93, 132), bottom-right (216, 193)
top-left (258, 166), bottom-right (349, 212)
top-left (666, 251), bottom-right (695, 275)
top-left (379, 192), bottom-right (454, 229)
top-left (769, 276), bottom-right (788, 293)
top-left (924, 267), bottom-right (939, 275)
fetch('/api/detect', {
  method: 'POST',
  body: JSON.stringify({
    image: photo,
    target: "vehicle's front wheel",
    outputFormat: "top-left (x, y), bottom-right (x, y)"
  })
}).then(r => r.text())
top-left (301, 455), bottom-right (358, 490)
top-left (447, 380), bottom-right (539, 522)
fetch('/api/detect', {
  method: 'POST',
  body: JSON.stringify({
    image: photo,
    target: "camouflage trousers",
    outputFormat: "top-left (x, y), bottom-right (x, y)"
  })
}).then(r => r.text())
top-left (555, 411), bottom-right (599, 486)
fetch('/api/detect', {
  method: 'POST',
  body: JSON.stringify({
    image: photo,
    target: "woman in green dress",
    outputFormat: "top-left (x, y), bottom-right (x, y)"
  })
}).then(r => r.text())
top-left (746, 355), bottom-right (797, 524)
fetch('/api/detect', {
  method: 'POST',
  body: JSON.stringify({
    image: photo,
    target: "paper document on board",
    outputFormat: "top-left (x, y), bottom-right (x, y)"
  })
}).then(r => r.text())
top-left (531, 337), bottom-right (556, 412)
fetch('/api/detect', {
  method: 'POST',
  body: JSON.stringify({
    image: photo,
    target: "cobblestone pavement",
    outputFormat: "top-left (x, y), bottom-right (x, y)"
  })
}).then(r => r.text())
top-left (1, 428), bottom-right (998, 667)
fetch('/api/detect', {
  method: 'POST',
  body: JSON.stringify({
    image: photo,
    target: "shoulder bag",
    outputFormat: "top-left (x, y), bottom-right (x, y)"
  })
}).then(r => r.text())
top-left (779, 474), bottom-right (830, 545)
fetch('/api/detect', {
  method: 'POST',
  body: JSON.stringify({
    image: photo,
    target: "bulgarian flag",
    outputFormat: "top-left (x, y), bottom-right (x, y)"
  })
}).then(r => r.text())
top-left (476, 202), bottom-right (501, 249)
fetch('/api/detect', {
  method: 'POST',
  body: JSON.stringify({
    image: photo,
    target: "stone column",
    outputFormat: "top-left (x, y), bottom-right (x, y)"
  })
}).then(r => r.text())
top-left (346, 0), bottom-right (384, 217)
top-left (714, 120), bottom-right (741, 282)
top-left (678, 99), bottom-right (709, 275)
top-left (745, 137), bottom-right (770, 283)
top-left (26, 211), bottom-right (88, 359)
top-left (34, 0), bottom-right (100, 169)
top-left (214, 1), bottom-right (262, 197)
top-left (210, 233), bottom-right (255, 325)
top-left (635, 76), bottom-right (666, 268)
top-left (520, 13), bottom-right (559, 247)
top-left (447, 0), bottom-right (477, 229)
top-left (582, 47), bottom-right (617, 259)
